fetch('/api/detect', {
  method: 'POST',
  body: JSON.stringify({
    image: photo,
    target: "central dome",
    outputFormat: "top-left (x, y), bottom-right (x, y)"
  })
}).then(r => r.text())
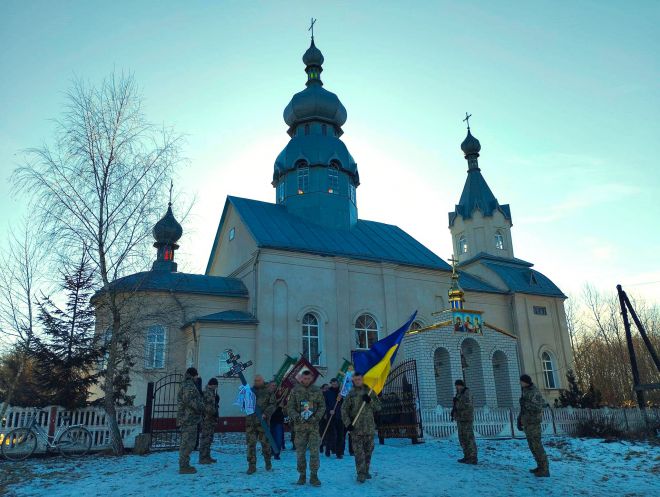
top-left (283, 85), bottom-right (347, 129)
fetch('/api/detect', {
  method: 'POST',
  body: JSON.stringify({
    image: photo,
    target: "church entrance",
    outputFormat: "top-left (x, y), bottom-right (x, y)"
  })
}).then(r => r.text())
top-left (433, 347), bottom-right (453, 407)
top-left (492, 350), bottom-right (513, 407)
top-left (461, 338), bottom-right (486, 407)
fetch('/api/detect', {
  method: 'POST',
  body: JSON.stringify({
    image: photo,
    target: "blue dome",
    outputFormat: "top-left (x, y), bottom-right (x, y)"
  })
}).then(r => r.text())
top-left (273, 135), bottom-right (358, 183)
top-left (283, 84), bottom-right (347, 129)
top-left (153, 204), bottom-right (183, 245)
top-left (302, 39), bottom-right (324, 66)
top-left (461, 129), bottom-right (481, 156)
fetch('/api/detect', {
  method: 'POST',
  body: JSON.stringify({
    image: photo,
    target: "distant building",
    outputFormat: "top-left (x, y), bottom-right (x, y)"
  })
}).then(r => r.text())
top-left (94, 36), bottom-right (571, 417)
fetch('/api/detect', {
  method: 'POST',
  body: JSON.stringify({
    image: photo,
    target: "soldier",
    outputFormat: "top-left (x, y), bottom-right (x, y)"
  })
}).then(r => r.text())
top-left (177, 367), bottom-right (203, 474)
top-left (199, 377), bottom-right (219, 464)
top-left (287, 370), bottom-right (325, 487)
top-left (451, 379), bottom-right (477, 464)
top-left (246, 374), bottom-right (276, 474)
top-left (342, 373), bottom-right (381, 483)
top-left (517, 374), bottom-right (550, 477)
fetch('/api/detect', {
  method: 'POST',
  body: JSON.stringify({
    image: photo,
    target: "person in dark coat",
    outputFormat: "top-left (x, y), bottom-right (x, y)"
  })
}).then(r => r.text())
top-left (268, 381), bottom-right (285, 458)
top-left (322, 378), bottom-right (345, 458)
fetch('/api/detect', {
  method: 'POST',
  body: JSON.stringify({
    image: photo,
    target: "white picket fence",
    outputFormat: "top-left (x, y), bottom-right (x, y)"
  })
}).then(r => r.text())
top-left (422, 406), bottom-right (660, 439)
top-left (1, 405), bottom-right (144, 452)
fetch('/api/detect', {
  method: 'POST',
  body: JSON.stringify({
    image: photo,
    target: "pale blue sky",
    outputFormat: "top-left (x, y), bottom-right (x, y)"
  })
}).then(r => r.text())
top-left (1, 1), bottom-right (659, 301)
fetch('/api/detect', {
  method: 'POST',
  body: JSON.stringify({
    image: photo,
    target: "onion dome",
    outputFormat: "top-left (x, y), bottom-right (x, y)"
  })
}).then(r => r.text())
top-left (153, 203), bottom-right (183, 246)
top-left (302, 38), bottom-right (324, 66)
top-left (461, 129), bottom-right (481, 156)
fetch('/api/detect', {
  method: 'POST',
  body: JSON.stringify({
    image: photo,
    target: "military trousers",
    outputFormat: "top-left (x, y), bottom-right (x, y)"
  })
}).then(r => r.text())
top-left (199, 420), bottom-right (215, 461)
top-left (457, 421), bottom-right (477, 461)
top-left (352, 432), bottom-right (374, 477)
top-left (524, 423), bottom-right (548, 468)
top-left (246, 423), bottom-right (272, 465)
top-left (179, 425), bottom-right (198, 468)
top-left (294, 424), bottom-right (320, 474)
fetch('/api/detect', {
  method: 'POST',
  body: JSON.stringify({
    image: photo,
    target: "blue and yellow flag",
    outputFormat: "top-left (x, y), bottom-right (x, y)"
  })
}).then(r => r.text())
top-left (352, 311), bottom-right (417, 394)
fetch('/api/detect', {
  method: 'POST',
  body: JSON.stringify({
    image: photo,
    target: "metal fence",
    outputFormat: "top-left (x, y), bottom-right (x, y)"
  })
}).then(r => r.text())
top-left (422, 406), bottom-right (660, 439)
top-left (1, 405), bottom-right (144, 452)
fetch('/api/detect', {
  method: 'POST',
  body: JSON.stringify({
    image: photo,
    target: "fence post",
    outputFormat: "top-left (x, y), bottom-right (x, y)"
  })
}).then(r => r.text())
top-left (47, 406), bottom-right (58, 439)
top-left (550, 408), bottom-right (557, 435)
top-left (143, 382), bottom-right (154, 434)
top-left (509, 408), bottom-right (515, 438)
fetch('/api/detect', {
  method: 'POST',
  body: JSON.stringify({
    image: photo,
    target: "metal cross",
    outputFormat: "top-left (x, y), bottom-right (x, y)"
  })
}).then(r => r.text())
top-left (168, 180), bottom-right (173, 205)
top-left (449, 254), bottom-right (459, 275)
top-left (463, 112), bottom-right (472, 130)
top-left (309, 18), bottom-right (317, 39)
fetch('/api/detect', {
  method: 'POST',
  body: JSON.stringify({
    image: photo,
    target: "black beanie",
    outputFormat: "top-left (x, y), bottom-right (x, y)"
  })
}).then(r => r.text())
top-left (520, 374), bottom-right (533, 386)
top-left (454, 379), bottom-right (465, 387)
top-left (208, 377), bottom-right (218, 386)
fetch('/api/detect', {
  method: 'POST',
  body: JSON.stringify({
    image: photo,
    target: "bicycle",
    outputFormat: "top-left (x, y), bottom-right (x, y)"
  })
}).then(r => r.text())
top-left (1, 408), bottom-right (93, 461)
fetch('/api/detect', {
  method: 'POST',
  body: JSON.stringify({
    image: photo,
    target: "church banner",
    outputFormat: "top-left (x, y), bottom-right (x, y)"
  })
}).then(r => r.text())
top-left (274, 355), bottom-right (321, 405)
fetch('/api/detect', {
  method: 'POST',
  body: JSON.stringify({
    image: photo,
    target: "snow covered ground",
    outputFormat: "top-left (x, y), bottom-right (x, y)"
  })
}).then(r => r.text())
top-left (2, 434), bottom-right (659, 497)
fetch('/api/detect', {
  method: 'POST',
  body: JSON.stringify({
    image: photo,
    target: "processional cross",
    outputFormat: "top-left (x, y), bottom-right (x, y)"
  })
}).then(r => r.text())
top-left (309, 17), bottom-right (317, 39)
top-left (463, 112), bottom-right (472, 130)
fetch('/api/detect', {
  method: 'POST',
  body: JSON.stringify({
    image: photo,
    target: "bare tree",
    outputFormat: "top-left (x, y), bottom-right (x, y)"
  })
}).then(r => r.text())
top-left (12, 72), bottom-right (184, 454)
top-left (0, 223), bottom-right (44, 418)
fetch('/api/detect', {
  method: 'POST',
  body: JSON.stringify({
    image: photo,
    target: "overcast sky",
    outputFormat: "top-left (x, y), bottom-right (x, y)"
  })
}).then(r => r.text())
top-left (1, 1), bottom-right (658, 302)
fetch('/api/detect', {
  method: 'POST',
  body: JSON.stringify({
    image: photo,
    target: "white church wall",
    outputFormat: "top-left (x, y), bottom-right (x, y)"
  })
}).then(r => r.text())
top-left (207, 206), bottom-right (259, 278)
top-left (451, 210), bottom-right (514, 262)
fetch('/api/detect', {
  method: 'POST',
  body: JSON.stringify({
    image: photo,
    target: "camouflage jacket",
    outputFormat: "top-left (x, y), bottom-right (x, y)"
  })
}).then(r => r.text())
top-left (177, 374), bottom-right (203, 427)
top-left (341, 385), bottom-right (382, 434)
top-left (452, 388), bottom-right (474, 423)
top-left (202, 386), bottom-right (219, 423)
top-left (519, 383), bottom-right (545, 427)
top-left (287, 383), bottom-right (326, 428)
top-left (246, 385), bottom-right (276, 427)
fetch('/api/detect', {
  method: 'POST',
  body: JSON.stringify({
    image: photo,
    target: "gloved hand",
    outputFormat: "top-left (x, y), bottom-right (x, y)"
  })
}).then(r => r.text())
top-left (362, 394), bottom-right (371, 404)
top-left (346, 424), bottom-right (355, 431)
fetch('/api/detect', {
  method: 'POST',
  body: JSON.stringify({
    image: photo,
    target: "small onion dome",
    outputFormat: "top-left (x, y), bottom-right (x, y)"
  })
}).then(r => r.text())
top-left (303, 39), bottom-right (324, 67)
top-left (153, 203), bottom-right (183, 245)
top-left (461, 129), bottom-right (481, 156)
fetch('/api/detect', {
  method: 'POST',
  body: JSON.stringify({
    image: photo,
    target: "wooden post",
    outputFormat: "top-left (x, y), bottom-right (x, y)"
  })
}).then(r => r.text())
top-left (350, 388), bottom-right (374, 426)
top-left (143, 382), bottom-right (154, 434)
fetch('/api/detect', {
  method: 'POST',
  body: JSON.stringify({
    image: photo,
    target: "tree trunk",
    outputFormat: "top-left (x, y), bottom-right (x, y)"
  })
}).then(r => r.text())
top-left (103, 307), bottom-right (125, 455)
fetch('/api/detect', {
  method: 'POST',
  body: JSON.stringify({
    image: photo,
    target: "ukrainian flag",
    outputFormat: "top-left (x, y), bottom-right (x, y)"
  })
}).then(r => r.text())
top-left (352, 311), bottom-right (417, 394)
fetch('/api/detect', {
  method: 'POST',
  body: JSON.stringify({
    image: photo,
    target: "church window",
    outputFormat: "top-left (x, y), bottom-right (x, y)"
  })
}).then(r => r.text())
top-left (533, 306), bottom-right (547, 316)
top-left (304, 124), bottom-right (310, 136)
top-left (218, 351), bottom-right (231, 375)
top-left (277, 181), bottom-right (285, 203)
top-left (328, 165), bottom-right (339, 194)
top-left (410, 321), bottom-right (423, 332)
top-left (349, 184), bottom-right (356, 204)
top-left (495, 231), bottom-right (504, 250)
top-left (542, 351), bottom-right (559, 389)
top-left (145, 325), bottom-right (166, 369)
top-left (355, 314), bottom-right (379, 350)
top-left (229, 227), bottom-right (235, 241)
top-left (297, 164), bottom-right (309, 194)
top-left (302, 313), bottom-right (321, 366)
top-left (322, 124), bottom-right (327, 136)
top-left (458, 235), bottom-right (468, 254)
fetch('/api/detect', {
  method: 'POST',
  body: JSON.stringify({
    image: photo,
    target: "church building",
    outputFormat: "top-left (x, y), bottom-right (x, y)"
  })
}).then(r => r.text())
top-left (95, 36), bottom-right (572, 418)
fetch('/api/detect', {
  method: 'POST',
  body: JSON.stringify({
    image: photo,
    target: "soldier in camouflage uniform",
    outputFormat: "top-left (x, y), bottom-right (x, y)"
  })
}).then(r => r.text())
top-left (451, 379), bottom-right (477, 464)
top-left (177, 367), bottom-right (203, 474)
top-left (517, 374), bottom-right (550, 477)
top-left (199, 377), bottom-right (219, 464)
top-left (342, 373), bottom-right (382, 483)
top-left (287, 370), bottom-right (325, 487)
top-left (246, 375), bottom-right (276, 474)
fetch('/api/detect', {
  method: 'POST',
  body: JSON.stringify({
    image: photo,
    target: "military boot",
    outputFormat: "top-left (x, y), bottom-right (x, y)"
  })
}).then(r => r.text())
top-left (247, 464), bottom-right (256, 475)
top-left (310, 472), bottom-right (321, 487)
top-left (357, 473), bottom-right (367, 483)
top-left (534, 462), bottom-right (550, 478)
top-left (296, 473), bottom-right (306, 485)
top-left (179, 466), bottom-right (197, 474)
top-left (265, 459), bottom-right (272, 471)
top-left (457, 458), bottom-right (467, 463)
top-left (529, 467), bottom-right (540, 474)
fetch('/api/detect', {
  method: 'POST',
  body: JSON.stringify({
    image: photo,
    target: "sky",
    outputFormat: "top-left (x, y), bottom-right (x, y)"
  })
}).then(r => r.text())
top-left (1, 0), bottom-right (659, 303)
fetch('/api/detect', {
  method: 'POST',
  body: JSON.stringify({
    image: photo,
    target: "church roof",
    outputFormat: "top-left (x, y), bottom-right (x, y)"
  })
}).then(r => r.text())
top-left (207, 196), bottom-right (453, 272)
top-left (184, 310), bottom-right (258, 328)
top-left (448, 168), bottom-right (512, 226)
top-left (458, 272), bottom-right (506, 294)
top-left (95, 271), bottom-right (249, 299)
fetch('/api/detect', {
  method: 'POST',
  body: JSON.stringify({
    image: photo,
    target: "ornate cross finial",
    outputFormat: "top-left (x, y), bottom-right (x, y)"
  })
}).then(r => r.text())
top-left (463, 112), bottom-right (472, 130)
top-left (309, 17), bottom-right (317, 39)
top-left (449, 254), bottom-right (459, 276)
top-left (169, 180), bottom-right (173, 206)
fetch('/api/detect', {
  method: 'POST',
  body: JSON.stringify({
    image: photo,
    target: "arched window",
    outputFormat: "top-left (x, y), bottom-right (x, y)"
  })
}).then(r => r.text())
top-left (542, 351), bottom-right (559, 389)
top-left (355, 314), bottom-right (379, 350)
top-left (302, 313), bottom-right (321, 365)
top-left (218, 350), bottom-right (231, 375)
top-left (328, 164), bottom-right (339, 194)
top-left (297, 162), bottom-right (309, 194)
top-left (349, 183), bottom-right (356, 204)
top-left (277, 180), bottom-right (285, 203)
top-left (145, 325), bottom-right (166, 369)
top-left (495, 231), bottom-right (504, 250)
top-left (410, 321), bottom-right (423, 331)
top-left (458, 235), bottom-right (468, 254)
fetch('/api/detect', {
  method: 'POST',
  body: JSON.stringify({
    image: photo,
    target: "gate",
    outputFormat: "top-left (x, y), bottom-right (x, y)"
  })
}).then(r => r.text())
top-left (145, 373), bottom-right (183, 449)
top-left (375, 359), bottom-right (423, 443)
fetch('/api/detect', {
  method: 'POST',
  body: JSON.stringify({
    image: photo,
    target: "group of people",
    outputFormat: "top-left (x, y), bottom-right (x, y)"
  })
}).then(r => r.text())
top-left (451, 373), bottom-right (550, 477)
top-left (176, 367), bottom-right (550, 485)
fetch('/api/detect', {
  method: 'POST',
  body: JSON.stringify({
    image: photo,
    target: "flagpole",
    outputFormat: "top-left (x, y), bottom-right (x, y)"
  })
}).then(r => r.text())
top-left (320, 395), bottom-right (341, 442)
top-left (350, 387), bottom-right (374, 426)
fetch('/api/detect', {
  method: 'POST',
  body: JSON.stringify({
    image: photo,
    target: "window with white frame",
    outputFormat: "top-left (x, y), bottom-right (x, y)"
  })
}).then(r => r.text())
top-left (145, 325), bottom-right (166, 369)
top-left (218, 350), bottom-right (231, 376)
top-left (277, 180), bottom-right (285, 203)
top-left (542, 351), bottom-right (559, 389)
top-left (495, 231), bottom-right (504, 250)
top-left (302, 313), bottom-right (321, 365)
top-left (297, 163), bottom-right (309, 194)
top-left (458, 235), bottom-right (468, 254)
top-left (533, 306), bottom-right (548, 316)
top-left (355, 314), bottom-right (379, 349)
top-left (328, 165), bottom-right (339, 194)
top-left (349, 183), bottom-right (356, 204)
